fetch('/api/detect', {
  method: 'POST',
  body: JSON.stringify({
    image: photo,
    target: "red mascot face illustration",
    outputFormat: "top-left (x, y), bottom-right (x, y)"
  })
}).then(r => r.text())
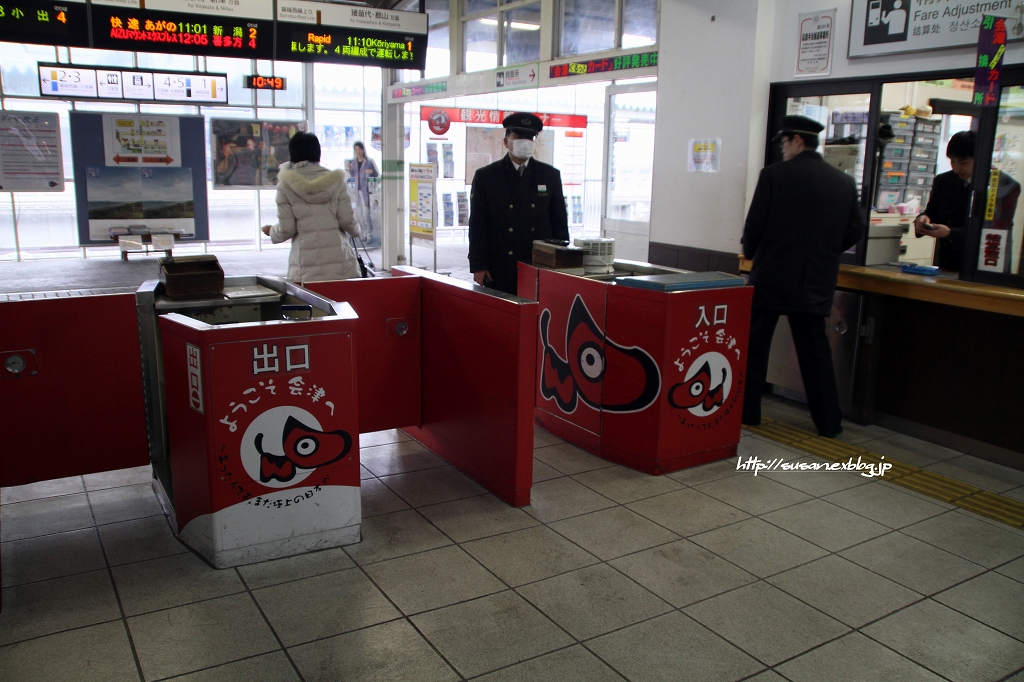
top-left (255, 415), bottom-right (352, 484)
top-left (666, 351), bottom-right (733, 417)
top-left (540, 294), bottom-right (661, 414)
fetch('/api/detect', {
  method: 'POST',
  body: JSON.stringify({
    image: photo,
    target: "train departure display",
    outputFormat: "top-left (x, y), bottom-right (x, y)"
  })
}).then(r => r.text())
top-left (275, 1), bottom-right (427, 70)
top-left (0, 0), bottom-right (89, 48)
top-left (90, 0), bottom-right (274, 60)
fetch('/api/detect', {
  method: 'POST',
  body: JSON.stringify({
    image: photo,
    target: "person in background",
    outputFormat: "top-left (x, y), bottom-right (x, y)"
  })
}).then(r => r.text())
top-left (915, 130), bottom-right (1020, 272)
top-left (347, 141), bottom-right (379, 225)
top-left (468, 112), bottom-right (568, 295)
top-left (741, 115), bottom-right (866, 438)
top-left (261, 132), bottom-right (361, 282)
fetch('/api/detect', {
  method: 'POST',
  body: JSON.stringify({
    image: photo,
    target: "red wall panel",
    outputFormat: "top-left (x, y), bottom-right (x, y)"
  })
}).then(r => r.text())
top-left (305, 278), bottom-right (422, 433)
top-left (0, 294), bottom-right (149, 487)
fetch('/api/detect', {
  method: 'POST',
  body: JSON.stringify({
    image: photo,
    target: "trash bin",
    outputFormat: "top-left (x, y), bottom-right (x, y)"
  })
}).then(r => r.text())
top-left (139, 274), bottom-right (360, 567)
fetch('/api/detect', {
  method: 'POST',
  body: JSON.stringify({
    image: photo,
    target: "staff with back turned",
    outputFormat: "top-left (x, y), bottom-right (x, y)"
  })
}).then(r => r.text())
top-left (468, 112), bottom-right (569, 295)
top-left (741, 115), bottom-right (866, 438)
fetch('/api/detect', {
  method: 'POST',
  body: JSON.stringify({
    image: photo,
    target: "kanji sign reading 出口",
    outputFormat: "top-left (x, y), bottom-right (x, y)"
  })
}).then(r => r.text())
top-left (548, 51), bottom-right (657, 79)
top-left (973, 15), bottom-right (1006, 107)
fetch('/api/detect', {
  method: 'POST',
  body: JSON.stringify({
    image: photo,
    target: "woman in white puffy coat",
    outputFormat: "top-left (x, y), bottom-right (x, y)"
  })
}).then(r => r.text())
top-left (261, 132), bottom-right (362, 283)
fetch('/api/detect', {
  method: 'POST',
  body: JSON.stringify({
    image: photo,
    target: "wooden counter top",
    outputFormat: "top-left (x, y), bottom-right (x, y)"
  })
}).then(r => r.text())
top-left (736, 256), bottom-right (1024, 317)
top-left (836, 265), bottom-right (1024, 318)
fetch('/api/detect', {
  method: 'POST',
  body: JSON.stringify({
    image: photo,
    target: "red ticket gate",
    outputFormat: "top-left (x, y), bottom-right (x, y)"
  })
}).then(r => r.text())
top-left (159, 302), bottom-right (360, 568)
top-left (523, 264), bottom-right (753, 474)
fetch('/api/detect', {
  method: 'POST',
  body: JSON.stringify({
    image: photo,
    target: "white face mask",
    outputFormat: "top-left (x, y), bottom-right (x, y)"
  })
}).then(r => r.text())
top-left (510, 138), bottom-right (535, 159)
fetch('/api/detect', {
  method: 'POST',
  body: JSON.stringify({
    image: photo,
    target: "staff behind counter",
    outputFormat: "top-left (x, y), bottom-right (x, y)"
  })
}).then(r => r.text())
top-left (913, 130), bottom-right (1021, 272)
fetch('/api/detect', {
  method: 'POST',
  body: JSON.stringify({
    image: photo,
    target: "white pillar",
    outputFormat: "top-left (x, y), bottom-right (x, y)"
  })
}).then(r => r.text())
top-left (381, 69), bottom-right (407, 271)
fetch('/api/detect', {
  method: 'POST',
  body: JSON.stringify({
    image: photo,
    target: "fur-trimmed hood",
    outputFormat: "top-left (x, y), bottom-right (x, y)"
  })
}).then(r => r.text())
top-left (277, 163), bottom-right (345, 204)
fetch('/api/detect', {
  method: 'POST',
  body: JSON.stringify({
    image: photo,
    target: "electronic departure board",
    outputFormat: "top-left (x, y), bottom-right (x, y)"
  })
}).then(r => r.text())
top-left (90, 0), bottom-right (274, 60)
top-left (275, 0), bottom-right (427, 70)
top-left (0, 0), bottom-right (90, 48)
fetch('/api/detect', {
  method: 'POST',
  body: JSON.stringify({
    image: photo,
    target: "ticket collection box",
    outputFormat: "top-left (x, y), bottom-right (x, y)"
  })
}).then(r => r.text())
top-left (158, 295), bottom-right (360, 568)
top-left (521, 262), bottom-right (753, 475)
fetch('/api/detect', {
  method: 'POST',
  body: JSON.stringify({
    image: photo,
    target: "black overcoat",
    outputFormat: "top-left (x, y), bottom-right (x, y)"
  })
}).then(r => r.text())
top-left (468, 155), bottom-right (569, 294)
top-left (742, 150), bottom-right (866, 316)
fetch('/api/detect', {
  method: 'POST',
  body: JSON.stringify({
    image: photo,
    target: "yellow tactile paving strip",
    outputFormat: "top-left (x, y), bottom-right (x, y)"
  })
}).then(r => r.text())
top-left (745, 418), bottom-right (1024, 530)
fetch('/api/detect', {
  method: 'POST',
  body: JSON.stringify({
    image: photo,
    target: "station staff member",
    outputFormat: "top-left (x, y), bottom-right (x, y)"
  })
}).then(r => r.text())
top-left (741, 115), bottom-right (865, 438)
top-left (468, 112), bottom-right (569, 295)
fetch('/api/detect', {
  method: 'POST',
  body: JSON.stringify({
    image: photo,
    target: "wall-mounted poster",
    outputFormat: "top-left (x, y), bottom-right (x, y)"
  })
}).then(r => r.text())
top-left (0, 111), bottom-right (64, 192)
top-left (211, 118), bottom-right (306, 189)
top-left (70, 112), bottom-right (209, 245)
top-left (464, 127), bottom-right (554, 185)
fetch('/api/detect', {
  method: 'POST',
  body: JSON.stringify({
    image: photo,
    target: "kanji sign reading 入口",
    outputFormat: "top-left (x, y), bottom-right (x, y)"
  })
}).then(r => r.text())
top-left (548, 51), bottom-right (657, 79)
top-left (974, 15), bottom-right (1006, 107)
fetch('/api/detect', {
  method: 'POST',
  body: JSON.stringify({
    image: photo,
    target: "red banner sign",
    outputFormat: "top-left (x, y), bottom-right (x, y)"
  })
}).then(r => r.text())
top-left (419, 106), bottom-right (587, 129)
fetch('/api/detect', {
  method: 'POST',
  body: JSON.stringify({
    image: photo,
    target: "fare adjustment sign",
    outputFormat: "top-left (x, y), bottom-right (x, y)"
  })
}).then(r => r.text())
top-left (276, 1), bottom-right (427, 69)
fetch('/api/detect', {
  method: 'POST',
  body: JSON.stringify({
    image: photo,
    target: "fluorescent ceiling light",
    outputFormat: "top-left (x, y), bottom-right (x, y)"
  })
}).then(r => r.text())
top-left (478, 17), bottom-right (540, 30)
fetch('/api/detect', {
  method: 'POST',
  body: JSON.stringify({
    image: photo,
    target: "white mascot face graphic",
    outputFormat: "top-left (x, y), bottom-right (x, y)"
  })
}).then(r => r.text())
top-left (240, 406), bottom-right (352, 489)
top-left (666, 351), bottom-right (732, 417)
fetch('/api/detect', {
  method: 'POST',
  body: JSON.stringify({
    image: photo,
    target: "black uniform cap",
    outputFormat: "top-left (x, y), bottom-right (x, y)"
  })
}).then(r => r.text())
top-left (502, 112), bottom-right (543, 137)
top-left (773, 115), bottom-right (825, 143)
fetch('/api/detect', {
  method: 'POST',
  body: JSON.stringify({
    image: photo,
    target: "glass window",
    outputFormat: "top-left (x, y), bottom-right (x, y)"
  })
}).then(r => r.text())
top-left (465, 0), bottom-right (499, 15)
top-left (70, 48), bottom-right (133, 67)
top-left (207, 189), bottom-right (256, 243)
top-left (206, 56), bottom-right (254, 107)
top-left (980, 87), bottom-right (1024, 277)
top-left (9, 186), bottom-right (79, 250)
top-left (426, 0), bottom-right (450, 25)
top-left (314, 63), bottom-right (365, 110)
top-left (622, 0), bottom-right (657, 48)
top-left (74, 101), bottom-right (137, 112)
top-left (316, 110), bottom-right (365, 173)
top-left (504, 3), bottom-right (541, 66)
top-left (426, 25), bottom-right (451, 79)
top-left (561, 0), bottom-right (615, 56)
top-left (0, 43), bottom-right (56, 97)
top-left (140, 104), bottom-right (198, 115)
top-left (465, 15), bottom-right (498, 72)
top-left (271, 61), bottom-right (303, 108)
top-left (136, 52), bottom-right (196, 71)
top-left (364, 67), bottom-right (382, 111)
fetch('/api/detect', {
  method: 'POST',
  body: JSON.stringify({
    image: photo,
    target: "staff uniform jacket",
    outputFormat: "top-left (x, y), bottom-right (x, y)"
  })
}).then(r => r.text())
top-left (917, 170), bottom-right (972, 271)
top-left (742, 150), bottom-right (865, 316)
top-left (270, 161), bottom-right (361, 283)
top-left (468, 154), bottom-right (569, 294)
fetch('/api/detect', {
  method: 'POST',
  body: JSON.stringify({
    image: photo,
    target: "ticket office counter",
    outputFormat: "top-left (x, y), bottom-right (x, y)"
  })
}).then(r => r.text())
top-left (761, 261), bottom-right (1024, 469)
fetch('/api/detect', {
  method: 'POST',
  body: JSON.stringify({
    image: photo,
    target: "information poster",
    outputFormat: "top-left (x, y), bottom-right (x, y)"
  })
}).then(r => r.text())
top-left (457, 191), bottom-right (469, 225)
top-left (408, 162), bottom-right (435, 246)
top-left (212, 118), bottom-right (306, 188)
top-left (443, 143), bottom-right (454, 178)
top-left (103, 114), bottom-right (182, 168)
top-left (71, 112), bottom-right (209, 244)
top-left (0, 111), bottom-right (64, 192)
top-left (464, 127), bottom-right (554, 185)
top-left (796, 9), bottom-right (835, 77)
top-left (688, 138), bottom-right (721, 173)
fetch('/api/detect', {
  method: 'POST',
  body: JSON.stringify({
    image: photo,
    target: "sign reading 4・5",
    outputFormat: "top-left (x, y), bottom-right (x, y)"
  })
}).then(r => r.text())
top-left (0, 0), bottom-right (89, 48)
top-left (90, 0), bottom-right (275, 60)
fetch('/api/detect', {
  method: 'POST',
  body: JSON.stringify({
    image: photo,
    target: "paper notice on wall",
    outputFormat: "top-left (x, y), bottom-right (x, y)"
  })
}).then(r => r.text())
top-left (0, 111), bottom-right (64, 192)
top-left (688, 138), bottom-right (721, 172)
top-left (103, 114), bottom-right (181, 167)
top-left (442, 143), bottom-right (454, 178)
top-left (457, 191), bottom-right (469, 225)
top-left (409, 162), bottom-right (436, 246)
top-left (796, 9), bottom-right (835, 77)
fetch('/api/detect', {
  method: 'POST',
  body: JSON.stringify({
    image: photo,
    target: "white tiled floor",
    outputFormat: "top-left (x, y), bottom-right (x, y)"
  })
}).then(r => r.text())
top-left (2, 401), bottom-right (1024, 681)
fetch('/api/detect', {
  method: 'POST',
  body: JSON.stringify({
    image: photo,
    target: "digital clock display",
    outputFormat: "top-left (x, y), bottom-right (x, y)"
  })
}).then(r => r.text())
top-left (243, 75), bottom-right (287, 90)
top-left (0, 0), bottom-right (89, 48)
top-left (90, 4), bottom-right (274, 59)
